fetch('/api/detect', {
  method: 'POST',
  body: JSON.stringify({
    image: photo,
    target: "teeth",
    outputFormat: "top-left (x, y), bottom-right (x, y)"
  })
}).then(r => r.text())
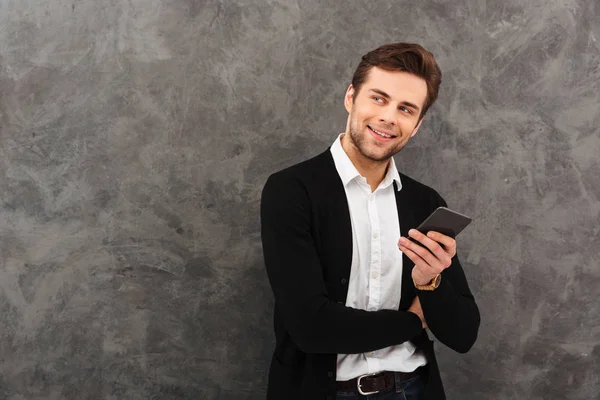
top-left (371, 127), bottom-right (392, 138)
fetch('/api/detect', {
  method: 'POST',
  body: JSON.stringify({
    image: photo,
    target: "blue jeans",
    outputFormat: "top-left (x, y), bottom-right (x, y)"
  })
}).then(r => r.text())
top-left (336, 372), bottom-right (425, 400)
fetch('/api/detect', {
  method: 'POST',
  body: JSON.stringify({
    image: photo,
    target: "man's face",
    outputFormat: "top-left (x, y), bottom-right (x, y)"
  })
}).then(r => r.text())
top-left (344, 67), bottom-right (428, 162)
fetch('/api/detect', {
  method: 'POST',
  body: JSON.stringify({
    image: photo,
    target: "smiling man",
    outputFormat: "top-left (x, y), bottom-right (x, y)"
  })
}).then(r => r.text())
top-left (261, 43), bottom-right (480, 400)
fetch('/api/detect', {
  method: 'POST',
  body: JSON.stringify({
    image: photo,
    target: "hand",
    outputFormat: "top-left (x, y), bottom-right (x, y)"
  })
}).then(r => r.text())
top-left (408, 296), bottom-right (427, 329)
top-left (398, 229), bottom-right (456, 286)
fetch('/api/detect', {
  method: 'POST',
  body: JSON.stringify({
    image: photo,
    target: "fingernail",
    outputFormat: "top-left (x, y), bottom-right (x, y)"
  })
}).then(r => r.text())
top-left (409, 229), bottom-right (417, 236)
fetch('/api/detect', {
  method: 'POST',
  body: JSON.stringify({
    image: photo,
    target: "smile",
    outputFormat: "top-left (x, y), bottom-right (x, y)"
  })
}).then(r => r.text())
top-left (368, 125), bottom-right (396, 140)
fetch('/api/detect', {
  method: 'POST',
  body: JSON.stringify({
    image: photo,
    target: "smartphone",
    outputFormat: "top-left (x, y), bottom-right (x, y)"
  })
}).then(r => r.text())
top-left (408, 207), bottom-right (472, 246)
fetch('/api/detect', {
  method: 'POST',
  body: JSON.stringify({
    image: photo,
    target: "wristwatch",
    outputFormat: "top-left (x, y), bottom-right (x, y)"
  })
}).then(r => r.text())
top-left (413, 274), bottom-right (442, 291)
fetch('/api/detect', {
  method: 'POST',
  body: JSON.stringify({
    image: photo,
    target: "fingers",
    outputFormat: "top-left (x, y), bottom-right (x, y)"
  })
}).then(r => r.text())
top-left (398, 229), bottom-right (456, 286)
top-left (398, 239), bottom-right (441, 276)
top-left (409, 296), bottom-right (421, 309)
top-left (399, 230), bottom-right (452, 272)
top-left (408, 230), bottom-right (454, 263)
top-left (425, 231), bottom-right (457, 257)
top-left (408, 297), bottom-right (427, 329)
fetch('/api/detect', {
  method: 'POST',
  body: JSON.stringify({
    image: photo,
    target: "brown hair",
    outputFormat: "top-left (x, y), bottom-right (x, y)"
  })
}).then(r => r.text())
top-left (351, 43), bottom-right (442, 119)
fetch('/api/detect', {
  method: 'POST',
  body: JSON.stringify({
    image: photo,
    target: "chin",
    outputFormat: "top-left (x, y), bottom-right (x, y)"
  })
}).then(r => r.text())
top-left (361, 147), bottom-right (394, 162)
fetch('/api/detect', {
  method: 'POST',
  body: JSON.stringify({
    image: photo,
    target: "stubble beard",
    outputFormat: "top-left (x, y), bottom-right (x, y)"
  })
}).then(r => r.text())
top-left (347, 115), bottom-right (404, 163)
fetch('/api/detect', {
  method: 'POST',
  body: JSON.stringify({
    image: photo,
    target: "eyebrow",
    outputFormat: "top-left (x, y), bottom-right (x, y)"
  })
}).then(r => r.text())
top-left (368, 88), bottom-right (421, 112)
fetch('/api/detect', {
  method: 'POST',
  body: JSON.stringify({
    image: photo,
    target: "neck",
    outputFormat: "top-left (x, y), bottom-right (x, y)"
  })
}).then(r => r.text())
top-left (340, 133), bottom-right (390, 192)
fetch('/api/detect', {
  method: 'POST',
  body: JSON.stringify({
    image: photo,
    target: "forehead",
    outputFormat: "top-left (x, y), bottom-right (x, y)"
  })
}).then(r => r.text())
top-left (361, 67), bottom-right (428, 107)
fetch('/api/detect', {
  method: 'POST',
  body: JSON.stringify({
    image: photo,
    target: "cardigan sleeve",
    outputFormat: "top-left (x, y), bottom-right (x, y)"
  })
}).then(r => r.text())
top-left (261, 172), bottom-right (423, 354)
top-left (416, 194), bottom-right (481, 353)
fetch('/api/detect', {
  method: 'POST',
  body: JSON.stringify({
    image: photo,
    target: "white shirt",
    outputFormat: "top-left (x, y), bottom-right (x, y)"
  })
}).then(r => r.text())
top-left (331, 133), bottom-right (427, 381)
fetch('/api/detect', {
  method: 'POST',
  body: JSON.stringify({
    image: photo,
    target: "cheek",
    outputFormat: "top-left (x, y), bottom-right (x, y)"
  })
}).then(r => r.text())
top-left (354, 103), bottom-right (377, 119)
top-left (401, 118), bottom-right (418, 132)
top-left (351, 110), bottom-right (368, 126)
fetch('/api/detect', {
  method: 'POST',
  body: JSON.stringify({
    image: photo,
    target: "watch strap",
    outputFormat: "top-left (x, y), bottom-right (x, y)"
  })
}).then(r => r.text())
top-left (413, 274), bottom-right (441, 291)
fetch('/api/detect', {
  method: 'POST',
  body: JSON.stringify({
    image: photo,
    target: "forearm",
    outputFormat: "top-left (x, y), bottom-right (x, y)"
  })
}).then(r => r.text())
top-left (275, 295), bottom-right (423, 354)
top-left (418, 275), bottom-right (480, 353)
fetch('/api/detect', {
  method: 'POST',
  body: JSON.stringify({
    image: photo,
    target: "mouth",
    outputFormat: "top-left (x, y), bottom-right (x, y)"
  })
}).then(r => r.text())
top-left (367, 125), bottom-right (397, 141)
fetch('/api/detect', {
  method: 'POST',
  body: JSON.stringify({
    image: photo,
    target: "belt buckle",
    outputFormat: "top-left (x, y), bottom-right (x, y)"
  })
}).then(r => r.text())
top-left (357, 372), bottom-right (381, 395)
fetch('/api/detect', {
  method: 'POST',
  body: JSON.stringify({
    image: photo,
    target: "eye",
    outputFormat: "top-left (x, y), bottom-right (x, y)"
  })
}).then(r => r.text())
top-left (372, 96), bottom-right (384, 103)
top-left (399, 106), bottom-right (412, 114)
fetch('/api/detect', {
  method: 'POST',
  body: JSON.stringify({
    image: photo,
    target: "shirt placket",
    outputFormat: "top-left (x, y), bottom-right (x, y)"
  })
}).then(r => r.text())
top-left (367, 191), bottom-right (381, 311)
top-left (366, 190), bottom-right (382, 371)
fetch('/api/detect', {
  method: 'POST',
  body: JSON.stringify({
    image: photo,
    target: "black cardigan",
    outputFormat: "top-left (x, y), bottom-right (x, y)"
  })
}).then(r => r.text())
top-left (260, 149), bottom-right (480, 400)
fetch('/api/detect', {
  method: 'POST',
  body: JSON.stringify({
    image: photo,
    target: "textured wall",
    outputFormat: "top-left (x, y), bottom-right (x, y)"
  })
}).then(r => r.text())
top-left (0, 0), bottom-right (598, 399)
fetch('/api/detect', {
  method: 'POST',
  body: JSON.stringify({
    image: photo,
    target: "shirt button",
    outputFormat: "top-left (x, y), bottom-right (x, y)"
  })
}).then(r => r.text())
top-left (341, 278), bottom-right (348, 284)
top-left (327, 371), bottom-right (333, 378)
top-left (371, 272), bottom-right (378, 279)
top-left (373, 232), bottom-right (379, 239)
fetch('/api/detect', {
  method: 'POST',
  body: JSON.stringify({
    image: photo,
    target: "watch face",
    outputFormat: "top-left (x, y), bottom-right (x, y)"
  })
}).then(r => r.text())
top-left (433, 274), bottom-right (441, 287)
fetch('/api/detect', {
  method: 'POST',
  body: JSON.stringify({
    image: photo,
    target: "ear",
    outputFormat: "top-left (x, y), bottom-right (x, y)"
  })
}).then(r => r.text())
top-left (410, 118), bottom-right (424, 138)
top-left (344, 84), bottom-right (354, 113)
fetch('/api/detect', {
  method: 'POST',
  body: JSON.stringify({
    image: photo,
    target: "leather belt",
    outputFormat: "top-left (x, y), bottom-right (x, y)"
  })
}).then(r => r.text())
top-left (336, 369), bottom-right (421, 395)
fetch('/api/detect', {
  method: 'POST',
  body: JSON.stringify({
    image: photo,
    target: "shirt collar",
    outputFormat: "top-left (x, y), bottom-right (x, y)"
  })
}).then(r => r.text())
top-left (330, 133), bottom-right (402, 191)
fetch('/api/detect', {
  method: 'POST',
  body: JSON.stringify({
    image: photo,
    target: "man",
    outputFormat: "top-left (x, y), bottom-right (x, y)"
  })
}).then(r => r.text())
top-left (260, 43), bottom-right (480, 400)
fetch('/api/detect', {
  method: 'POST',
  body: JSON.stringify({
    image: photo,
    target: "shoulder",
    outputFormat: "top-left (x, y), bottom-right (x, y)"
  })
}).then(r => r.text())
top-left (398, 171), bottom-right (447, 206)
top-left (263, 149), bottom-right (334, 192)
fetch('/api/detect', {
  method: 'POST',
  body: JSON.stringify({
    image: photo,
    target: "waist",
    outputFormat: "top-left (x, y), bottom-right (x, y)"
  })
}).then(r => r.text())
top-left (336, 345), bottom-right (427, 381)
top-left (336, 366), bottom-right (425, 395)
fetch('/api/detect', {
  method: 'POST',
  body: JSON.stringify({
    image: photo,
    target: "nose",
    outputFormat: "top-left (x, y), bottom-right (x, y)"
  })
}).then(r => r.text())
top-left (379, 105), bottom-right (396, 126)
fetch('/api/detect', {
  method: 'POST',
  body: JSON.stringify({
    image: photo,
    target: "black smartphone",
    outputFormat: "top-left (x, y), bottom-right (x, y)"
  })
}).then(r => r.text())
top-left (408, 207), bottom-right (472, 247)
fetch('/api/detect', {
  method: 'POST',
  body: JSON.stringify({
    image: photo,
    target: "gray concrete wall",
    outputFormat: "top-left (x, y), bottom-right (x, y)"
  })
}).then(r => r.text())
top-left (0, 0), bottom-right (598, 399)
